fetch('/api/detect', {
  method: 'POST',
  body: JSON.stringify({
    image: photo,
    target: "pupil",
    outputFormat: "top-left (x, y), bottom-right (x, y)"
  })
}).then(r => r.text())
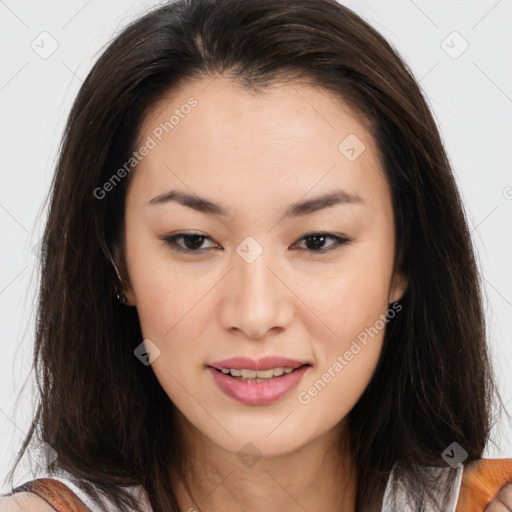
top-left (184, 234), bottom-right (204, 250)
top-left (307, 234), bottom-right (325, 250)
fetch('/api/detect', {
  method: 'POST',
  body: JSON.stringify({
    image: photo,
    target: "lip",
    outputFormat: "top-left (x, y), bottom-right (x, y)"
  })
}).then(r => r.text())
top-left (207, 364), bottom-right (311, 405)
top-left (208, 356), bottom-right (308, 371)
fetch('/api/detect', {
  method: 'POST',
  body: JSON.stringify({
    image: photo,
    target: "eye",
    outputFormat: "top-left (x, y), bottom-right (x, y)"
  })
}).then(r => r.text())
top-left (162, 232), bottom-right (218, 253)
top-left (292, 232), bottom-right (351, 252)
top-left (161, 231), bottom-right (351, 255)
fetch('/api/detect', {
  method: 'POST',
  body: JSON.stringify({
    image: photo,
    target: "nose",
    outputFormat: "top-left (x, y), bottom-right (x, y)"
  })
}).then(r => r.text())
top-left (220, 244), bottom-right (294, 339)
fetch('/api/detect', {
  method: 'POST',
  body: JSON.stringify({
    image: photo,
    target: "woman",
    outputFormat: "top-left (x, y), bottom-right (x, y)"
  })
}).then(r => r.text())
top-left (1, 0), bottom-right (511, 510)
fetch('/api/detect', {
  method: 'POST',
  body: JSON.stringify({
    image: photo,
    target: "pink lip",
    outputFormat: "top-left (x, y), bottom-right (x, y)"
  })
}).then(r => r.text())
top-left (207, 364), bottom-right (310, 405)
top-left (208, 356), bottom-right (308, 371)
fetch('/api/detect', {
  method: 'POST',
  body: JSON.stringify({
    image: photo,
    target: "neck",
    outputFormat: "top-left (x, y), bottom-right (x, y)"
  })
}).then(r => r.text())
top-left (172, 418), bottom-right (358, 512)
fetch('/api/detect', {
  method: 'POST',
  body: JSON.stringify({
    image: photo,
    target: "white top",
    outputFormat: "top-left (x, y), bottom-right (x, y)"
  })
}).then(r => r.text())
top-left (381, 462), bottom-right (464, 511)
top-left (21, 463), bottom-right (464, 511)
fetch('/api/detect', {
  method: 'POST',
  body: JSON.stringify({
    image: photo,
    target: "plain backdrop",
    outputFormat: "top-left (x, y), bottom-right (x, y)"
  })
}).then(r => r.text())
top-left (1, 0), bottom-right (511, 492)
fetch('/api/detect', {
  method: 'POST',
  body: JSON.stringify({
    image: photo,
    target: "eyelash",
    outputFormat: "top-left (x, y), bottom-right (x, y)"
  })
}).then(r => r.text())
top-left (161, 232), bottom-right (351, 255)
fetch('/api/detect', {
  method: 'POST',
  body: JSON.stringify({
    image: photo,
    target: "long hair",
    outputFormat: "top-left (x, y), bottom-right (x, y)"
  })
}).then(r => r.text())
top-left (4, 0), bottom-right (502, 510)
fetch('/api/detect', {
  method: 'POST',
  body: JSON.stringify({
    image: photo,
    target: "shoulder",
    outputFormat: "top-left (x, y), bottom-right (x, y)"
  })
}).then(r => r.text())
top-left (0, 491), bottom-right (56, 511)
top-left (456, 457), bottom-right (512, 512)
top-left (0, 476), bottom-right (91, 512)
top-left (1, 474), bottom-right (151, 512)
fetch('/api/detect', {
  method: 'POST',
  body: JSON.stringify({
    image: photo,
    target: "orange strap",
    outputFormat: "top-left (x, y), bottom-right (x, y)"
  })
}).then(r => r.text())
top-left (10, 478), bottom-right (91, 512)
top-left (456, 458), bottom-right (512, 512)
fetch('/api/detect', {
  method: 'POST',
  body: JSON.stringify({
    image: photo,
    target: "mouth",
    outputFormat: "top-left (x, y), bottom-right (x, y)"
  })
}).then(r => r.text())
top-left (209, 364), bottom-right (311, 383)
top-left (206, 359), bottom-right (311, 405)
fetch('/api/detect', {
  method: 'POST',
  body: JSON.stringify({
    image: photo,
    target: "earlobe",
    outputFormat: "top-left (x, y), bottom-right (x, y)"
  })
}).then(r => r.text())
top-left (389, 270), bottom-right (408, 304)
top-left (111, 244), bottom-right (135, 306)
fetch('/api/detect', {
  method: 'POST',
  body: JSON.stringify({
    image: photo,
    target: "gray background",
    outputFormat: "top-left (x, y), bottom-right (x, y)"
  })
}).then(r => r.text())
top-left (1, 0), bottom-right (511, 491)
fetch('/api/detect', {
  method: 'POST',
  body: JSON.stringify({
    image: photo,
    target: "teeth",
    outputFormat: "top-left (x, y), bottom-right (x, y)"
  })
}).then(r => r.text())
top-left (220, 366), bottom-right (300, 379)
top-left (254, 368), bottom-right (275, 379)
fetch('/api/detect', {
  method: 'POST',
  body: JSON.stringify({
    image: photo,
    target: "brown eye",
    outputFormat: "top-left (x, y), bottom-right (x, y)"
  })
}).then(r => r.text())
top-left (161, 231), bottom-right (351, 255)
top-left (293, 232), bottom-right (351, 252)
top-left (163, 233), bottom-right (217, 253)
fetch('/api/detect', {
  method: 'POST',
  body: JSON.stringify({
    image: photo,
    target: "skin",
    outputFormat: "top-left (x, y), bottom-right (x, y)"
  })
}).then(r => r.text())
top-left (2, 76), bottom-right (511, 512)
top-left (2, 77), bottom-right (511, 512)
top-left (486, 484), bottom-right (512, 511)
top-left (116, 75), bottom-right (408, 512)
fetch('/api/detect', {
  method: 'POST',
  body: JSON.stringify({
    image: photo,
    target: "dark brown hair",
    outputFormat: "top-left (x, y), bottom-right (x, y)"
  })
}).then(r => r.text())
top-left (3, 0), bottom-right (505, 510)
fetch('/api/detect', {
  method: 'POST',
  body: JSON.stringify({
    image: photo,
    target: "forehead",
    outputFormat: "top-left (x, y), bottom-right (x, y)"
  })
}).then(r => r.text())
top-left (129, 75), bottom-right (388, 215)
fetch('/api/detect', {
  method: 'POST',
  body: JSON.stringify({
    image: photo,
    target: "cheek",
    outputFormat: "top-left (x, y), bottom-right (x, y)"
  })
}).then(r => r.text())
top-left (295, 269), bottom-right (391, 418)
top-left (297, 243), bottom-right (394, 347)
top-left (295, 335), bottom-right (383, 429)
top-left (293, 240), bottom-right (393, 408)
top-left (134, 271), bottom-right (210, 345)
top-left (123, 223), bottom-right (206, 338)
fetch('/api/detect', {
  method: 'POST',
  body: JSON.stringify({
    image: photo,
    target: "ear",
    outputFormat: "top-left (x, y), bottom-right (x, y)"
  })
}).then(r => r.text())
top-left (389, 268), bottom-right (407, 304)
top-left (112, 242), bottom-right (136, 306)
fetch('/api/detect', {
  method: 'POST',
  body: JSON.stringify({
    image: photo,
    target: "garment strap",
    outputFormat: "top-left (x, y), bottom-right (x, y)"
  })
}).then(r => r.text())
top-left (11, 478), bottom-right (91, 512)
top-left (456, 458), bottom-right (512, 511)
top-left (10, 461), bottom-right (511, 512)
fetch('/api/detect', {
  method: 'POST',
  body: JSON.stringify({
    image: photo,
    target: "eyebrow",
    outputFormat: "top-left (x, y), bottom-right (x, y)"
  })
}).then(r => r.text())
top-left (147, 189), bottom-right (364, 218)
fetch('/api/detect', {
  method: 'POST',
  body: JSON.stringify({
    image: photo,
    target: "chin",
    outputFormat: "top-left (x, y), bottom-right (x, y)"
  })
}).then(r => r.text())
top-left (199, 417), bottom-right (316, 460)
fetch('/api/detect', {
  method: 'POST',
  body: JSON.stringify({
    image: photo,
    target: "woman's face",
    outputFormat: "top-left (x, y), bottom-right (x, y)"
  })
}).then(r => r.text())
top-left (118, 76), bottom-right (407, 457)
